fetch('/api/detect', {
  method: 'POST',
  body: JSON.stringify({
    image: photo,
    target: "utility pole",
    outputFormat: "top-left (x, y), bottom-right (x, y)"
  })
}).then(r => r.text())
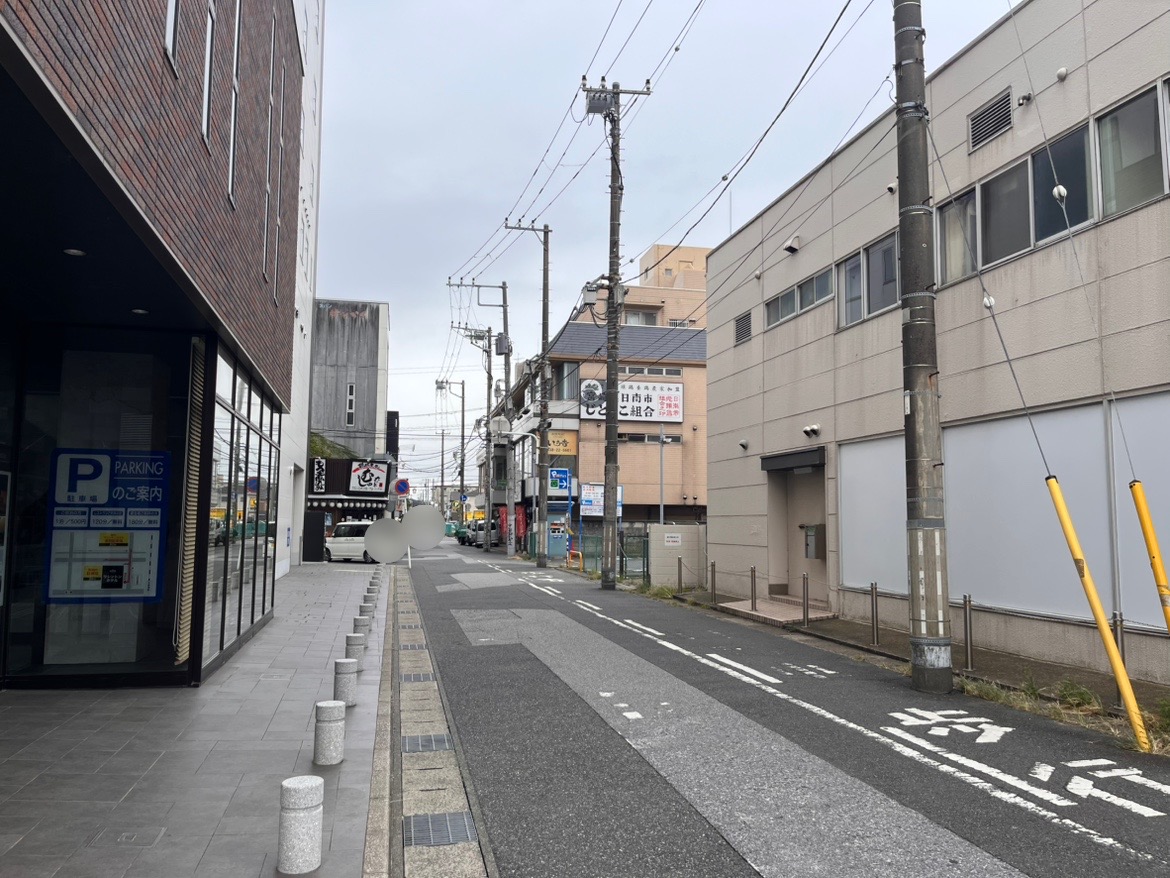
top-left (450, 281), bottom-right (512, 554)
top-left (895, 0), bottom-right (952, 693)
top-left (435, 380), bottom-right (466, 526)
top-left (582, 76), bottom-right (650, 590)
top-left (439, 429), bottom-right (446, 518)
top-left (505, 221), bottom-right (553, 568)
top-left (452, 322), bottom-right (495, 553)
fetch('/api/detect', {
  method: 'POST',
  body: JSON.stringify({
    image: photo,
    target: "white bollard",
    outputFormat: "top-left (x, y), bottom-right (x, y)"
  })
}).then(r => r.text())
top-left (333, 658), bottom-right (357, 706)
top-left (359, 602), bottom-right (375, 619)
top-left (313, 701), bottom-right (346, 766)
top-left (277, 775), bottom-right (324, 874)
top-left (345, 633), bottom-right (365, 672)
top-left (353, 616), bottom-right (370, 637)
top-left (365, 589), bottom-right (378, 605)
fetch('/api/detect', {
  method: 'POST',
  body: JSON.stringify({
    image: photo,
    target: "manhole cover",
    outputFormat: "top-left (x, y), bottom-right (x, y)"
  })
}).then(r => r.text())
top-left (89, 827), bottom-right (166, 848)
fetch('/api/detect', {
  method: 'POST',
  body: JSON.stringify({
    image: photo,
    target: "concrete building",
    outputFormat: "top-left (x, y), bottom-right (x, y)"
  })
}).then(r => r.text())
top-left (309, 299), bottom-right (390, 459)
top-left (497, 246), bottom-right (710, 553)
top-left (707, 0), bottom-right (1170, 680)
top-left (276, 0), bottom-right (327, 578)
top-left (1, 0), bottom-right (309, 685)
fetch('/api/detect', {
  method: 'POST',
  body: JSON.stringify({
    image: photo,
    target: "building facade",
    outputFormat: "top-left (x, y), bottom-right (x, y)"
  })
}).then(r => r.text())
top-left (495, 246), bottom-right (710, 552)
top-left (275, 0), bottom-right (326, 578)
top-left (309, 299), bottom-right (390, 460)
top-left (707, 0), bottom-right (1170, 680)
top-left (0, 1), bottom-right (307, 686)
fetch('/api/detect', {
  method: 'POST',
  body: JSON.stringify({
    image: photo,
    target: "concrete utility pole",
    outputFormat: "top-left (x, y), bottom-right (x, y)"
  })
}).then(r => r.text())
top-left (895, 0), bottom-right (952, 693)
top-left (500, 282), bottom-right (516, 556)
top-left (582, 76), bottom-right (650, 590)
top-left (505, 221), bottom-right (553, 568)
top-left (435, 380), bottom-right (466, 526)
top-left (439, 430), bottom-right (446, 518)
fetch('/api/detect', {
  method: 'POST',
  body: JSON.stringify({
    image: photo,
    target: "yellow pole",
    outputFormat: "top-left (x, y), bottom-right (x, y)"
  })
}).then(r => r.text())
top-left (1129, 480), bottom-right (1170, 634)
top-left (1046, 477), bottom-right (1150, 752)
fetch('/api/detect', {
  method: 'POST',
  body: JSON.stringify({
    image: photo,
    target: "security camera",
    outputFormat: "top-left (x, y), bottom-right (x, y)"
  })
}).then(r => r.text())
top-left (802, 424), bottom-right (821, 437)
top-left (886, 181), bottom-right (897, 194)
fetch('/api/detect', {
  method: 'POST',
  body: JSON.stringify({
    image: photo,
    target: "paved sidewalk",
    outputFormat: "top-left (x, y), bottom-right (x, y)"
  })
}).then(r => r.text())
top-left (0, 563), bottom-right (388, 878)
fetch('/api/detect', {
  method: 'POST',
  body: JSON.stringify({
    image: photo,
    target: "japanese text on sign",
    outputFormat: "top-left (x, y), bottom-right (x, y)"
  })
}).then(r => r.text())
top-left (580, 381), bottom-right (683, 423)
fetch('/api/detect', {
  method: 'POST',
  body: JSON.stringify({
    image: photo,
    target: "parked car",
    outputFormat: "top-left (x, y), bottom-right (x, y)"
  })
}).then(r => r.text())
top-left (473, 520), bottom-right (500, 548)
top-left (454, 523), bottom-right (472, 545)
top-left (325, 520), bottom-right (375, 563)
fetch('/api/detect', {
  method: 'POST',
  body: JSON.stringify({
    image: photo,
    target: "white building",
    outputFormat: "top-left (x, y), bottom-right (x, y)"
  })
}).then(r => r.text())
top-left (276, 0), bottom-right (327, 577)
top-left (707, 0), bottom-right (1170, 681)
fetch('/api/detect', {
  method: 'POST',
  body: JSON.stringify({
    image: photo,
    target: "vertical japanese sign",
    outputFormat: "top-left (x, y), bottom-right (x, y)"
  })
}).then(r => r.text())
top-left (311, 457), bottom-right (326, 493)
top-left (0, 471), bottom-right (9, 604)
top-left (45, 450), bottom-right (171, 603)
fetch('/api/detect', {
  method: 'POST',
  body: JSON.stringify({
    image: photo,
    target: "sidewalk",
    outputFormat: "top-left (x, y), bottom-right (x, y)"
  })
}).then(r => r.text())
top-left (0, 563), bottom-right (388, 878)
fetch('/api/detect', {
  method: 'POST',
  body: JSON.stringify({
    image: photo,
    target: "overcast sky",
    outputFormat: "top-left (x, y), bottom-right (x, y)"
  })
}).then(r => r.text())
top-left (316, 0), bottom-right (1019, 489)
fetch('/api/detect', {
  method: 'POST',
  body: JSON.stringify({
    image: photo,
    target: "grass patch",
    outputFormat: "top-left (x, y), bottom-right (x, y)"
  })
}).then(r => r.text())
top-left (1056, 680), bottom-right (1100, 711)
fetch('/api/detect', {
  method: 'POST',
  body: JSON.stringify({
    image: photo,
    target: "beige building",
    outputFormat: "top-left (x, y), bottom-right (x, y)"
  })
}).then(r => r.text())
top-left (498, 246), bottom-right (711, 547)
top-left (707, 0), bottom-right (1170, 681)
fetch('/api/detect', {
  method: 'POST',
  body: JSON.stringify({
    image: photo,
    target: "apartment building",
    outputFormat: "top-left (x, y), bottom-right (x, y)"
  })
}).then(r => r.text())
top-left (0, 1), bottom-right (308, 685)
top-left (707, 0), bottom-right (1170, 681)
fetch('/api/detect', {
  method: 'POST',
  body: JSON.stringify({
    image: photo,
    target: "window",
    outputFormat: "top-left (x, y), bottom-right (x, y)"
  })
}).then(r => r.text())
top-left (345, 383), bottom-right (355, 427)
top-left (165, 0), bottom-right (180, 60)
top-left (668, 318), bottom-right (691, 328)
top-left (626, 366), bottom-right (646, 375)
top-left (227, 0), bottom-right (243, 197)
top-left (1033, 124), bottom-right (1092, 240)
top-left (664, 368), bottom-right (682, 377)
top-left (624, 309), bottom-right (658, 326)
top-left (837, 253), bottom-right (863, 326)
top-left (200, 3), bottom-right (216, 139)
top-left (646, 367), bottom-right (664, 376)
top-left (938, 190), bottom-right (976, 284)
top-left (798, 269), bottom-right (832, 310)
top-left (552, 362), bottom-right (579, 400)
top-left (734, 312), bottom-right (752, 345)
top-left (981, 162), bottom-right (1030, 264)
top-left (1099, 89), bottom-right (1164, 218)
top-left (664, 268), bottom-right (673, 278)
top-left (261, 16), bottom-right (276, 277)
top-left (764, 296), bottom-right (781, 327)
top-left (779, 288), bottom-right (797, 320)
top-left (865, 233), bottom-right (898, 315)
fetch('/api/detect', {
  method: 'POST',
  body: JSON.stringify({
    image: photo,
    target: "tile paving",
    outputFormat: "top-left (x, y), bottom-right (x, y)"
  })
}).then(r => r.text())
top-left (0, 564), bottom-right (387, 877)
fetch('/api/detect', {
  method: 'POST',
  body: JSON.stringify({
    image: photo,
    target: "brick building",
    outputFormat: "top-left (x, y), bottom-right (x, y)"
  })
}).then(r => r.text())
top-left (0, 1), bottom-right (311, 685)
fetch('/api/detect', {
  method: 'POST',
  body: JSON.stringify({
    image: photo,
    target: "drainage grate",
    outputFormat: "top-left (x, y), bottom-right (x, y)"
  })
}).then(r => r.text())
top-left (401, 673), bottom-right (436, 683)
top-left (401, 643), bottom-right (427, 650)
top-left (400, 623), bottom-right (422, 629)
top-left (89, 827), bottom-right (166, 848)
top-left (403, 812), bottom-right (477, 847)
top-left (402, 734), bottom-right (453, 753)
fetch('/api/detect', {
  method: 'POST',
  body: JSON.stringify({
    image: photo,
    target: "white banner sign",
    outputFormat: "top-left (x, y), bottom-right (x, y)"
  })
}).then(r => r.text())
top-left (580, 483), bottom-right (623, 517)
top-left (580, 380), bottom-right (683, 422)
top-left (349, 461), bottom-right (388, 493)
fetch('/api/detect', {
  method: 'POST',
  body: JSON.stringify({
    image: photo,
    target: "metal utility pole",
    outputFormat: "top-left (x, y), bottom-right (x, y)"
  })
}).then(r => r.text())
top-left (505, 222), bottom-right (553, 568)
top-left (435, 380), bottom-right (466, 525)
top-left (484, 327), bottom-right (493, 554)
top-left (582, 76), bottom-right (650, 590)
top-left (895, 0), bottom-right (952, 693)
top-left (500, 282), bottom-right (516, 556)
top-left (439, 429), bottom-right (446, 518)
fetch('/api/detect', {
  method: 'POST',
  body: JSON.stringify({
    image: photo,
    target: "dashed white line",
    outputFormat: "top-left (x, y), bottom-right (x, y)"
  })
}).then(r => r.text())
top-left (706, 653), bottom-right (783, 685)
top-left (576, 600), bottom-right (602, 611)
top-left (623, 711), bottom-right (643, 720)
top-left (624, 619), bottom-right (666, 636)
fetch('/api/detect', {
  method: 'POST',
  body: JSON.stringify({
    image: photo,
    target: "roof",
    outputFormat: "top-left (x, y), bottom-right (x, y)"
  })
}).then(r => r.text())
top-left (549, 322), bottom-right (706, 363)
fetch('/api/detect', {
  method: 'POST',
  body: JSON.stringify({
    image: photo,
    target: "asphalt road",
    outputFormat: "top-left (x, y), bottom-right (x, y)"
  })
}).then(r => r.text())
top-left (406, 542), bottom-right (1170, 878)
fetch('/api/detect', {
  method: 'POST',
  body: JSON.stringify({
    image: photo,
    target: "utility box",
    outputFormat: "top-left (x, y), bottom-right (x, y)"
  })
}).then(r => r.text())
top-left (802, 523), bottom-right (826, 560)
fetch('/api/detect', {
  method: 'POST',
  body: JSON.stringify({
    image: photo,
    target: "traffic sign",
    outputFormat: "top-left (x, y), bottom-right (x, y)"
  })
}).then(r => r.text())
top-left (549, 468), bottom-right (570, 492)
top-left (460, 494), bottom-right (468, 503)
top-left (392, 478), bottom-right (410, 496)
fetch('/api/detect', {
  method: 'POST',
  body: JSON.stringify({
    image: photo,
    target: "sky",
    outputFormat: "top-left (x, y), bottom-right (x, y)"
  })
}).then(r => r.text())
top-left (315, 0), bottom-right (1021, 489)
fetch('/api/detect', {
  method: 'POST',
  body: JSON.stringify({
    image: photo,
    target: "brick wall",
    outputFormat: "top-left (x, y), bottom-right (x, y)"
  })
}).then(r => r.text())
top-left (2, 0), bottom-right (302, 404)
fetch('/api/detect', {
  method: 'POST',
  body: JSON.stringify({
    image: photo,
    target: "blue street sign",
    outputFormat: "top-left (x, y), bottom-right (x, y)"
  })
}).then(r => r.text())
top-left (460, 494), bottom-right (468, 503)
top-left (549, 468), bottom-right (570, 491)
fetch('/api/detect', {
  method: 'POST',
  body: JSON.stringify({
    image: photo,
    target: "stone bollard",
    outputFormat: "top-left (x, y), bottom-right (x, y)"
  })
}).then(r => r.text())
top-left (365, 588), bottom-right (378, 604)
top-left (333, 658), bottom-right (358, 706)
top-left (277, 775), bottom-right (324, 874)
top-left (313, 701), bottom-right (346, 766)
top-left (353, 616), bottom-right (370, 637)
top-left (345, 633), bottom-right (366, 672)
top-left (359, 602), bottom-right (375, 619)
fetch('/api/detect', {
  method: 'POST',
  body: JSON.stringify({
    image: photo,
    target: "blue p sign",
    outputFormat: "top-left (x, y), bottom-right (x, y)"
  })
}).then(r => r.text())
top-left (55, 453), bottom-right (111, 504)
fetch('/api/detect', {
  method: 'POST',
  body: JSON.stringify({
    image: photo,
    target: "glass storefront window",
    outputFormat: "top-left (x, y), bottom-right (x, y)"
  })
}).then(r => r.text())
top-left (250, 385), bottom-right (263, 430)
top-left (235, 370), bottom-right (249, 421)
top-left (204, 404), bottom-right (233, 664)
top-left (215, 350), bottom-right (234, 405)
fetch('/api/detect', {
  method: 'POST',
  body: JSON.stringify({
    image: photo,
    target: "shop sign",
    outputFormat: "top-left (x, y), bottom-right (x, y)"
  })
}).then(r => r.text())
top-left (312, 457), bottom-right (326, 493)
top-left (580, 380), bottom-right (683, 423)
top-left (350, 461), bottom-right (388, 493)
top-left (45, 450), bottom-right (170, 603)
top-left (580, 483), bottom-right (623, 517)
top-left (548, 430), bottom-right (578, 456)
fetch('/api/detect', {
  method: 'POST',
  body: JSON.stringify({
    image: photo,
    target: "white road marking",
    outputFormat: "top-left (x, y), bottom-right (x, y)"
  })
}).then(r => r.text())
top-left (576, 601), bottom-right (602, 611)
top-left (1068, 759), bottom-right (1116, 769)
top-left (1032, 764), bottom-right (1055, 782)
top-left (528, 583), bottom-right (559, 597)
top-left (615, 702), bottom-right (628, 707)
top-left (882, 727), bottom-right (1076, 807)
top-left (623, 711), bottom-right (643, 720)
top-left (624, 619), bottom-right (666, 636)
top-left (1093, 768), bottom-right (1170, 796)
top-left (600, 691), bottom-right (614, 698)
top-left (521, 577), bottom-right (1163, 863)
top-left (544, 586), bottom-right (562, 594)
top-left (1066, 776), bottom-right (1165, 818)
top-left (805, 664), bottom-right (837, 675)
top-left (706, 654), bottom-right (783, 684)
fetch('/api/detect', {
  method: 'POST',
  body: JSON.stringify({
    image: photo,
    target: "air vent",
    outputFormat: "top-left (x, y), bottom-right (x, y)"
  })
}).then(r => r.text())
top-left (969, 90), bottom-right (1013, 151)
top-left (734, 312), bottom-right (752, 346)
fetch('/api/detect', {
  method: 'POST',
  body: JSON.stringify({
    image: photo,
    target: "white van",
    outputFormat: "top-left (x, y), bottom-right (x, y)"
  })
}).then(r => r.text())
top-left (325, 520), bottom-right (375, 563)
